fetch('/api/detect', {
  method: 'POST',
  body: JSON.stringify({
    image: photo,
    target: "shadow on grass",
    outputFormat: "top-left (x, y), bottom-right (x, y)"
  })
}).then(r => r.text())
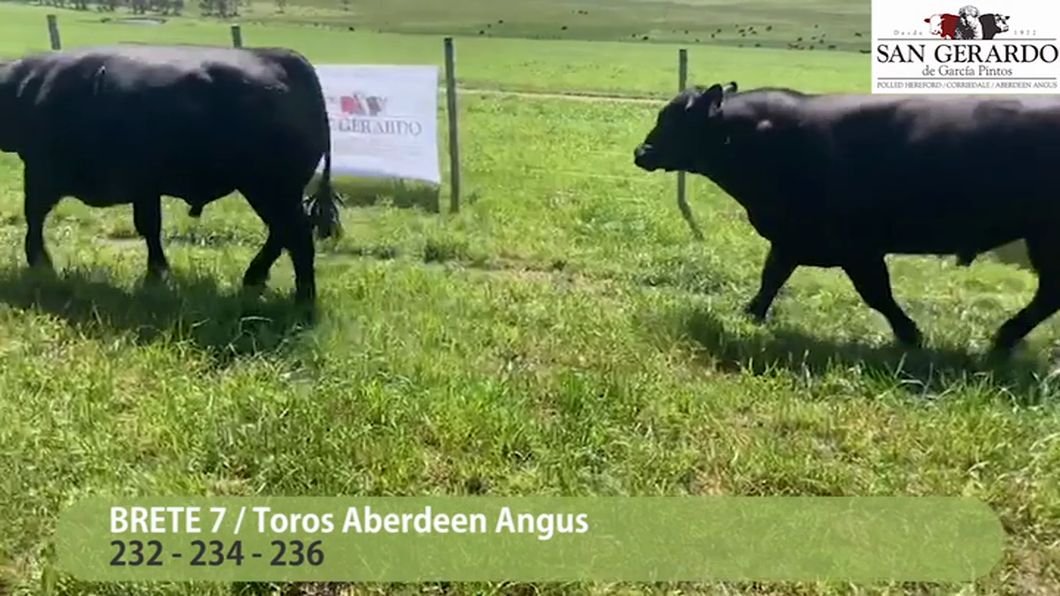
top-left (0, 266), bottom-right (317, 368)
top-left (676, 307), bottom-right (1056, 404)
top-left (331, 176), bottom-right (442, 213)
top-left (984, 239), bottom-right (1032, 271)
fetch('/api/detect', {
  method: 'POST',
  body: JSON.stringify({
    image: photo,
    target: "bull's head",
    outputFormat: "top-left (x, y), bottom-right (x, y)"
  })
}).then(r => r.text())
top-left (633, 81), bottom-right (737, 174)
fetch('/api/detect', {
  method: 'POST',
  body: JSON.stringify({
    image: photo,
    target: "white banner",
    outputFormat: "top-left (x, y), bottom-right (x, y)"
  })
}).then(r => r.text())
top-left (872, 0), bottom-right (1060, 94)
top-left (314, 64), bottom-right (441, 184)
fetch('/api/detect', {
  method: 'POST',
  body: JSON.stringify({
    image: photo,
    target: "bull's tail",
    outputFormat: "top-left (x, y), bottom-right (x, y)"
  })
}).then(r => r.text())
top-left (306, 138), bottom-right (344, 240)
top-left (302, 62), bottom-right (344, 240)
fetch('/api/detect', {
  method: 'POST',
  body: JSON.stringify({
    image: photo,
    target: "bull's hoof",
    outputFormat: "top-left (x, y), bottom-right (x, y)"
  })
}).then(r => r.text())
top-left (26, 259), bottom-right (56, 282)
top-left (27, 253), bottom-right (54, 272)
top-left (986, 341), bottom-right (1017, 361)
top-left (292, 291), bottom-right (318, 323)
top-left (742, 300), bottom-right (768, 324)
top-left (895, 327), bottom-right (923, 349)
top-left (293, 280), bottom-right (318, 309)
top-left (242, 267), bottom-right (270, 290)
top-left (144, 267), bottom-right (171, 285)
top-left (239, 283), bottom-right (266, 301)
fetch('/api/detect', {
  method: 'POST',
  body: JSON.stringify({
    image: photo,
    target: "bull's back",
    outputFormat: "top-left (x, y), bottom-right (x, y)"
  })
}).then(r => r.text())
top-left (803, 94), bottom-right (1060, 197)
top-left (755, 92), bottom-right (1060, 257)
top-left (20, 45), bottom-right (284, 145)
top-left (16, 44), bottom-right (327, 200)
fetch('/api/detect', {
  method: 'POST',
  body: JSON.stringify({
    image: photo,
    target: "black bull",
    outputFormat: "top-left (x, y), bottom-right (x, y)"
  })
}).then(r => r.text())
top-left (634, 82), bottom-right (1060, 356)
top-left (0, 44), bottom-right (345, 304)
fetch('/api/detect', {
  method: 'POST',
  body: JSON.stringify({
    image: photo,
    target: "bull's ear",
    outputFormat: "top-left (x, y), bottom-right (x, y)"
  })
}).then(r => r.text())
top-left (685, 84), bottom-right (718, 109)
top-left (698, 84), bottom-right (725, 116)
top-left (684, 83), bottom-right (725, 115)
top-left (724, 81), bottom-right (737, 93)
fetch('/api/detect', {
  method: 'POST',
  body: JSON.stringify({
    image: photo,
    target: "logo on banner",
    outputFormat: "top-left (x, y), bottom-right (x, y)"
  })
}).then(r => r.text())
top-left (339, 93), bottom-right (388, 117)
top-left (872, 0), bottom-right (1060, 93)
top-left (327, 91), bottom-right (423, 136)
top-left (923, 8), bottom-right (1010, 40)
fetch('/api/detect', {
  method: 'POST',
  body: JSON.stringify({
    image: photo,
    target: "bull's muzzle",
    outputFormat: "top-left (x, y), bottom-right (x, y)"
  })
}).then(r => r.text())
top-left (633, 144), bottom-right (659, 171)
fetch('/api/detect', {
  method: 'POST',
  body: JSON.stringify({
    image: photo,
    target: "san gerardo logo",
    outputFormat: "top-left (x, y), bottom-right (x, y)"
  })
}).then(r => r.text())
top-left (923, 6), bottom-right (1010, 40)
top-left (872, 0), bottom-right (1060, 93)
top-left (338, 93), bottom-right (387, 117)
top-left (327, 91), bottom-right (423, 137)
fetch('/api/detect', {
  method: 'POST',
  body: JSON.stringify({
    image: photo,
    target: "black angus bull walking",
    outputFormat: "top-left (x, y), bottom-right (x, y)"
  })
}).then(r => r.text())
top-left (634, 82), bottom-right (1060, 357)
top-left (0, 44), bottom-right (344, 305)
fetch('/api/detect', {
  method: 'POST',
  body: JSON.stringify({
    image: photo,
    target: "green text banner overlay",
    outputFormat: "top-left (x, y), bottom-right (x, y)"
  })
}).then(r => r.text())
top-left (57, 496), bottom-right (1003, 582)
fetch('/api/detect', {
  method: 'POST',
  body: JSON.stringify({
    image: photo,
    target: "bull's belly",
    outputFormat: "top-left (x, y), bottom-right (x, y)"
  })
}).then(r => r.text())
top-left (57, 163), bottom-right (237, 207)
top-left (158, 181), bottom-right (238, 204)
top-left (877, 206), bottom-right (1028, 253)
top-left (762, 206), bottom-right (1030, 265)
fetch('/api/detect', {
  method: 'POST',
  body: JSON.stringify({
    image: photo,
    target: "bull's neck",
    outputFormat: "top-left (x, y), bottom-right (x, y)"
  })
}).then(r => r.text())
top-left (690, 152), bottom-right (770, 212)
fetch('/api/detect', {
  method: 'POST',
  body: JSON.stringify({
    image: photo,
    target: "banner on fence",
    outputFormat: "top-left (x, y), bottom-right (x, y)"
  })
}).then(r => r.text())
top-left (314, 64), bottom-right (441, 184)
top-left (871, 0), bottom-right (1060, 94)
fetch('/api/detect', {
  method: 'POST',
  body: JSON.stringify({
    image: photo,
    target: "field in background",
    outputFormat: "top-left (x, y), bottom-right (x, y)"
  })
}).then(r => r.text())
top-left (6, 0), bottom-right (873, 50)
top-left (248, 0), bottom-right (871, 52)
top-left (0, 2), bottom-right (1058, 596)
top-left (0, 2), bottom-right (871, 97)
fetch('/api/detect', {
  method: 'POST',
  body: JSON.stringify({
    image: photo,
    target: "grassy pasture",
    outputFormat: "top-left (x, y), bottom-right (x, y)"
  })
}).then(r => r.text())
top-left (0, 2), bottom-right (872, 97)
top-left (0, 2), bottom-right (1058, 596)
top-left (6, 0), bottom-right (874, 50)
top-left (242, 0), bottom-right (872, 52)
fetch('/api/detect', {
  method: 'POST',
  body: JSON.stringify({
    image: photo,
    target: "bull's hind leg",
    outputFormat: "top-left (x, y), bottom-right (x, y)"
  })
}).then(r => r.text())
top-left (841, 256), bottom-right (922, 347)
top-left (990, 235), bottom-right (1060, 356)
top-left (744, 244), bottom-right (797, 322)
top-left (241, 229), bottom-right (283, 290)
top-left (242, 185), bottom-right (317, 305)
top-left (132, 195), bottom-right (170, 281)
top-left (22, 163), bottom-right (62, 270)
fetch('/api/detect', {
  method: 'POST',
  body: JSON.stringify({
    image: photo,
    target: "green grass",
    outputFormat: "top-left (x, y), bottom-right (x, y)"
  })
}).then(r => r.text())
top-left (1, 2), bottom-right (1059, 596)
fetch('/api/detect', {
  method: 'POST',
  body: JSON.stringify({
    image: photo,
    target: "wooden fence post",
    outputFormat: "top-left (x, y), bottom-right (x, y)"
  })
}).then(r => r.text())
top-left (443, 37), bottom-right (461, 214)
top-left (230, 24), bottom-right (243, 48)
top-left (676, 48), bottom-right (703, 240)
top-left (46, 14), bottom-right (62, 51)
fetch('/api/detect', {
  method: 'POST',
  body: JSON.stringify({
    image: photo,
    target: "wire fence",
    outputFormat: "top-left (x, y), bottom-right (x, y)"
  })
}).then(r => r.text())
top-left (36, 12), bottom-right (706, 240)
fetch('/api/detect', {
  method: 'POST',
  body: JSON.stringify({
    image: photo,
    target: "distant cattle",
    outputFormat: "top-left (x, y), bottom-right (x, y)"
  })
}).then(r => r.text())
top-left (633, 82), bottom-right (1060, 356)
top-left (0, 44), bottom-right (345, 305)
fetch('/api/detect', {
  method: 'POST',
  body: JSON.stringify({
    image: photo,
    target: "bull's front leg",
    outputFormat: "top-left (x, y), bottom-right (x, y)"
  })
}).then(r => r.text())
top-left (23, 163), bottom-right (62, 271)
top-left (132, 195), bottom-right (170, 281)
top-left (841, 256), bottom-right (922, 347)
top-left (744, 244), bottom-right (798, 322)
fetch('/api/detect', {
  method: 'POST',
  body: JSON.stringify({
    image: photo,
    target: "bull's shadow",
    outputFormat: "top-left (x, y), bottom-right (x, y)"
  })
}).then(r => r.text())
top-left (330, 176), bottom-right (442, 213)
top-left (983, 240), bottom-right (1033, 271)
top-left (0, 266), bottom-right (317, 367)
top-left (677, 307), bottom-right (1057, 404)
